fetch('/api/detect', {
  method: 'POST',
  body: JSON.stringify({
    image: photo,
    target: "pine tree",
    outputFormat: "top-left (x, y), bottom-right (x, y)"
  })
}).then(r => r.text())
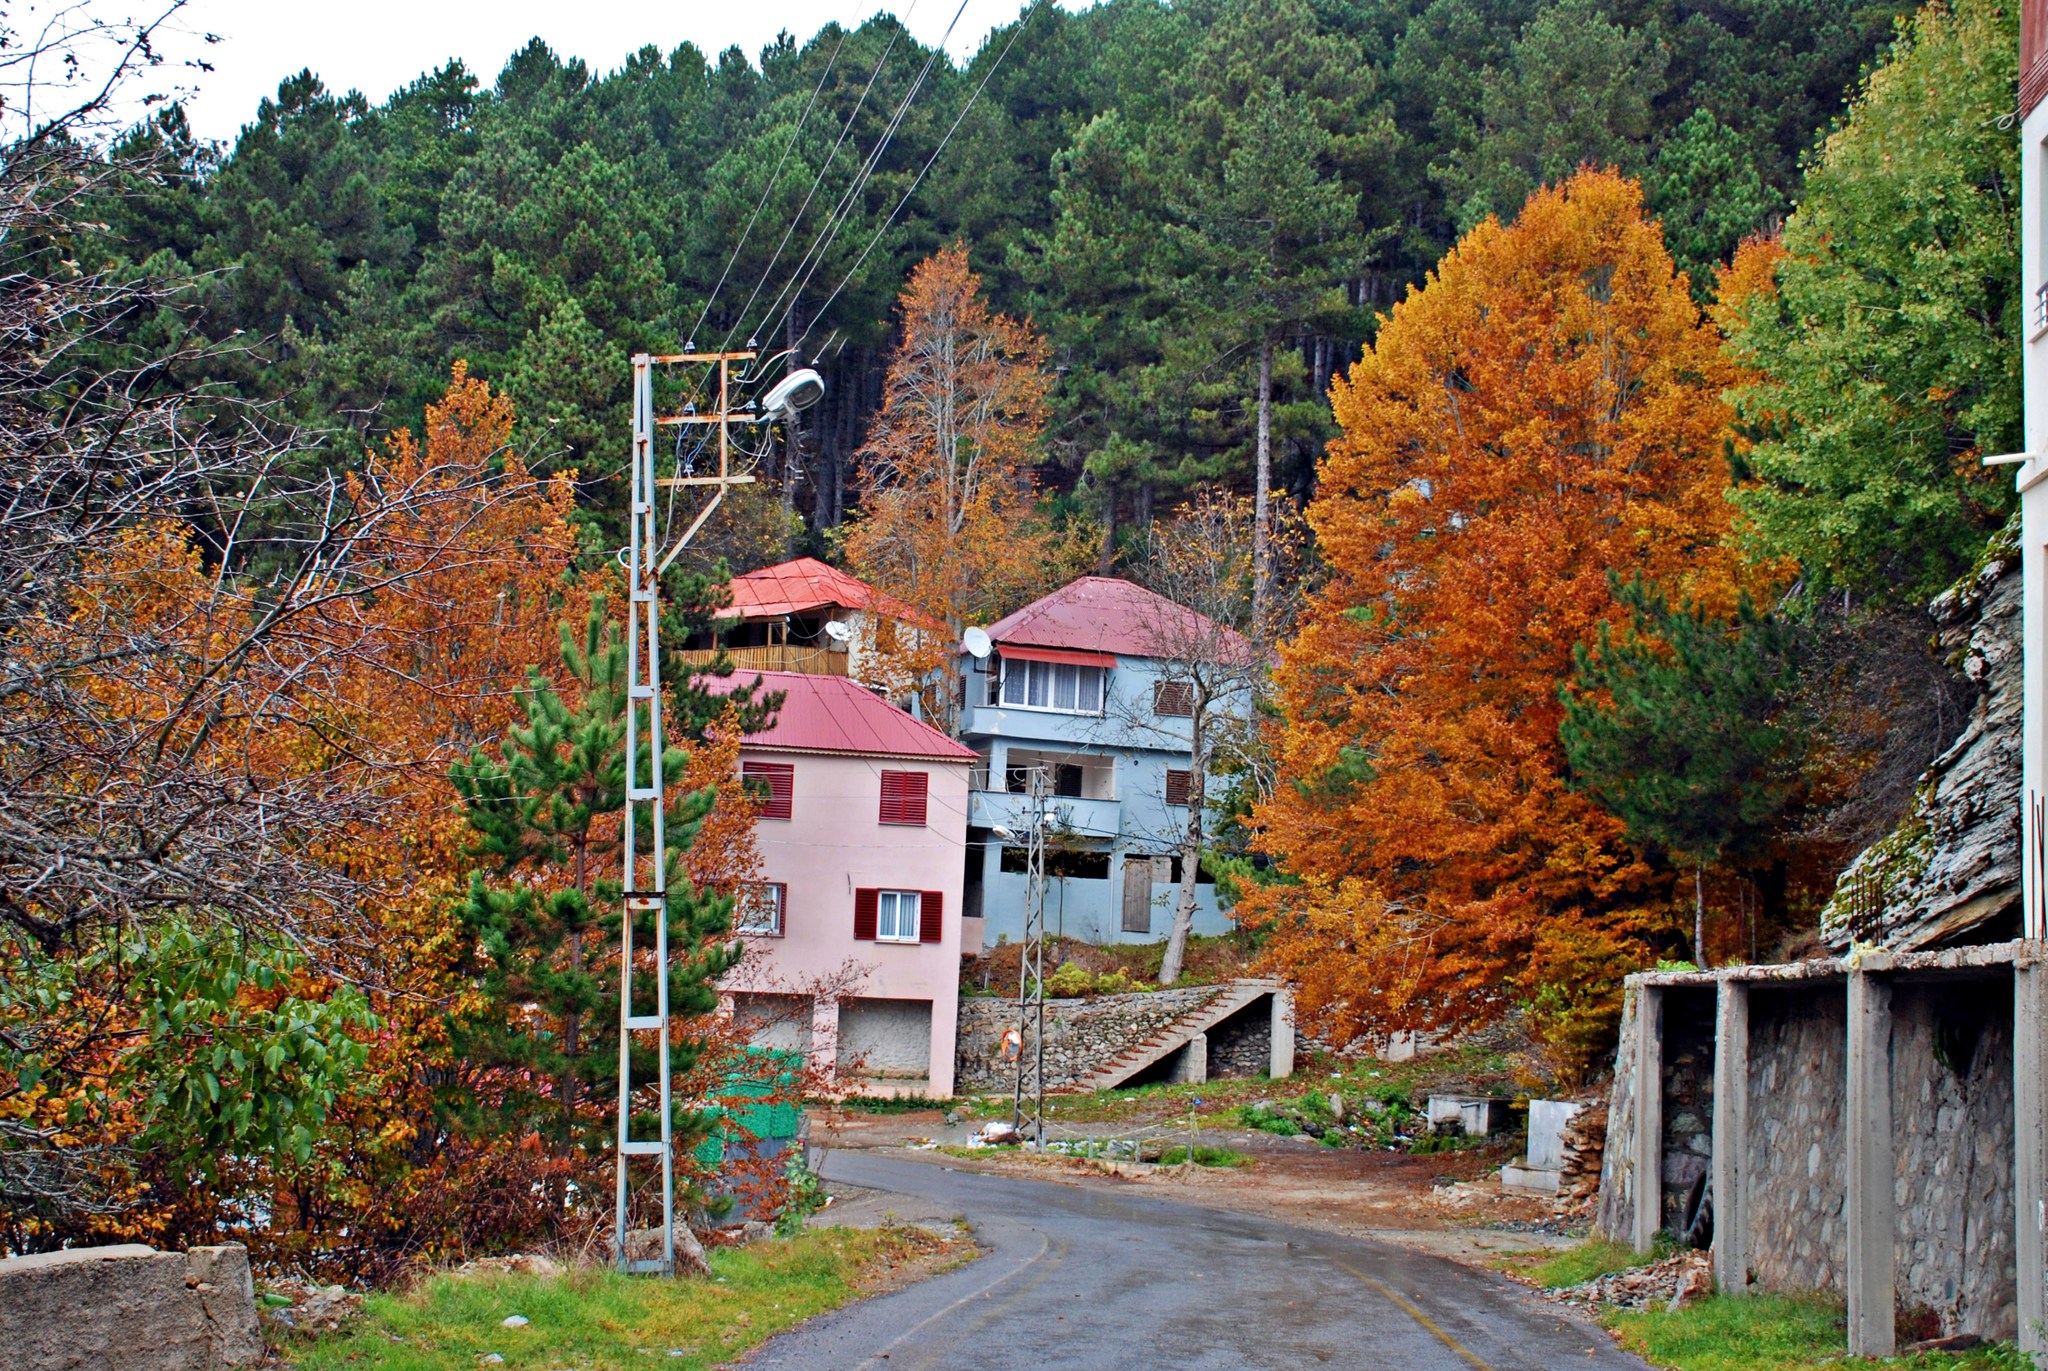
top-left (1559, 575), bottom-right (1809, 967)
top-left (448, 605), bottom-right (740, 1204)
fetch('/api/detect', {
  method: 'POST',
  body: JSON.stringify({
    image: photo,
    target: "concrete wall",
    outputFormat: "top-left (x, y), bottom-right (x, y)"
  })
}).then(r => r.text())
top-left (0, 1243), bottom-right (262, 1370)
top-left (723, 749), bottom-right (967, 1096)
top-left (838, 997), bottom-right (934, 1080)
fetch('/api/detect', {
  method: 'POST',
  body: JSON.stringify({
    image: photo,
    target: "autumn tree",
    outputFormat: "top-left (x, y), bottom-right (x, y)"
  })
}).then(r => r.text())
top-left (1247, 171), bottom-right (1749, 1070)
top-left (844, 243), bottom-right (1081, 727)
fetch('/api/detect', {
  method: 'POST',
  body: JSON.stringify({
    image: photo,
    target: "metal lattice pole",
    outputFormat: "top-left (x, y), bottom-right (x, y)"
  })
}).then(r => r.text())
top-left (616, 353), bottom-right (676, 1273)
top-left (612, 347), bottom-right (768, 1273)
top-left (1011, 766), bottom-right (1050, 1145)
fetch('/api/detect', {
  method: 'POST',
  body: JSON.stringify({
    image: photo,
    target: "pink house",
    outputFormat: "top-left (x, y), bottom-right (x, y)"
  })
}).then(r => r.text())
top-left (712, 670), bottom-right (972, 1097)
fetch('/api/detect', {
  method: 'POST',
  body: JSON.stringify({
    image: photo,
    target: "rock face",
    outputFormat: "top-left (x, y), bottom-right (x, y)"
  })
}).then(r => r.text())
top-left (0, 1242), bottom-right (263, 1370)
top-left (1822, 541), bottom-right (2021, 951)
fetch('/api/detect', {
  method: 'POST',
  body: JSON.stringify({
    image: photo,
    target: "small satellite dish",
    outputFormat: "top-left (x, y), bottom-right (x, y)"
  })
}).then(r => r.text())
top-left (963, 626), bottom-right (993, 659)
top-left (824, 620), bottom-right (852, 643)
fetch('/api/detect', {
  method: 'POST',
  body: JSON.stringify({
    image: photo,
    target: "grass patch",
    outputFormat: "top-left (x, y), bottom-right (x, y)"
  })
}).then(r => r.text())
top-left (290, 1227), bottom-right (926, 1371)
top-left (1152, 1144), bottom-right (1252, 1168)
top-left (827, 1093), bottom-right (958, 1114)
top-left (1518, 1238), bottom-right (1660, 1289)
top-left (1608, 1292), bottom-right (2027, 1371)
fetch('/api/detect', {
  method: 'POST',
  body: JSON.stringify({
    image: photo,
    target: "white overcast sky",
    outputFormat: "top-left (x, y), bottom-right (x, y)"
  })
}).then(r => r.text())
top-left (148, 0), bottom-right (1097, 143)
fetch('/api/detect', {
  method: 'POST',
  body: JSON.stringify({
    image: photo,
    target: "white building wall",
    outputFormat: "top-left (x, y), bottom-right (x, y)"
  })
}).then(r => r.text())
top-left (2023, 100), bottom-right (2048, 941)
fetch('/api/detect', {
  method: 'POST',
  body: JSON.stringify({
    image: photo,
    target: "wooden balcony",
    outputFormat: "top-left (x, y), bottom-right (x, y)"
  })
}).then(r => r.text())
top-left (673, 644), bottom-right (848, 676)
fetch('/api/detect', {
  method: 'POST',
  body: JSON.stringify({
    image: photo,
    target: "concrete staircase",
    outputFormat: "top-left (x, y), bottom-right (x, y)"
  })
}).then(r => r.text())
top-left (1072, 978), bottom-right (1293, 1093)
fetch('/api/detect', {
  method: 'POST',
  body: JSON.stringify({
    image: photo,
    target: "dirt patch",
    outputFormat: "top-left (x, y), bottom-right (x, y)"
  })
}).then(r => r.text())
top-left (847, 1222), bottom-right (982, 1299)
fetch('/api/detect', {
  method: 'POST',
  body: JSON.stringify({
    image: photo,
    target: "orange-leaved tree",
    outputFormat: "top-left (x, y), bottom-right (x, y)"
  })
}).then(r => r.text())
top-left (1245, 170), bottom-right (1750, 1071)
top-left (843, 242), bottom-right (1084, 728)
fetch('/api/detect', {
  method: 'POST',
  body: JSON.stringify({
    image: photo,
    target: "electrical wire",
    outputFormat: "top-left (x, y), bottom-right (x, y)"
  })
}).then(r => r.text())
top-left (789, 0), bottom-right (1039, 352)
top-left (716, 1), bottom-right (920, 357)
top-left (683, 10), bottom-right (865, 349)
top-left (751, 0), bottom-right (973, 353)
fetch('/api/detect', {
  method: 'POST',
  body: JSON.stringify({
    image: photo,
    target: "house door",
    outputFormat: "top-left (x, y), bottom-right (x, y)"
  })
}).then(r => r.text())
top-left (1122, 856), bottom-right (1153, 933)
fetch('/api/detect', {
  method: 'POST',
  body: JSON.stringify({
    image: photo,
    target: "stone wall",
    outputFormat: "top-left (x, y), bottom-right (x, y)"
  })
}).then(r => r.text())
top-left (956, 985), bottom-right (1227, 1093)
top-left (1593, 986), bottom-right (1644, 1242)
top-left (1890, 981), bottom-right (2016, 1339)
top-left (1208, 1001), bottom-right (1276, 1078)
top-left (0, 1242), bottom-right (263, 1371)
top-left (1746, 985), bottom-right (1848, 1293)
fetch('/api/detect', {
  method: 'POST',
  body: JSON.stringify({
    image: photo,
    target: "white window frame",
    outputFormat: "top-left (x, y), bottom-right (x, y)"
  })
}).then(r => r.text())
top-left (736, 882), bottom-right (785, 937)
top-left (875, 889), bottom-right (922, 944)
top-left (999, 659), bottom-right (1106, 715)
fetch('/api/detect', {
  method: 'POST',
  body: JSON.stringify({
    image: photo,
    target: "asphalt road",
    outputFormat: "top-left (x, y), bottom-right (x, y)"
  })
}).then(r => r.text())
top-left (741, 1150), bottom-right (1653, 1371)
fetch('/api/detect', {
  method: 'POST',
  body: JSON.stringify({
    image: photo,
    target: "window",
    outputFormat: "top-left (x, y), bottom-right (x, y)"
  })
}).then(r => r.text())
top-left (1164, 768), bottom-right (1192, 807)
top-left (854, 888), bottom-right (944, 943)
top-left (879, 770), bottom-right (929, 825)
top-left (999, 659), bottom-right (1104, 714)
top-left (741, 761), bottom-right (794, 820)
top-left (876, 889), bottom-right (921, 942)
top-left (736, 882), bottom-right (785, 936)
top-left (1153, 680), bottom-right (1195, 717)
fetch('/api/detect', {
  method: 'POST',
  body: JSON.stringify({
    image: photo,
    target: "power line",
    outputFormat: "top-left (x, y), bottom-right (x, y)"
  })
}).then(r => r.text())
top-left (716, 2), bottom-right (920, 356)
top-left (753, 0), bottom-right (974, 352)
top-left (682, 14), bottom-right (861, 349)
top-left (791, 1), bottom-right (1039, 352)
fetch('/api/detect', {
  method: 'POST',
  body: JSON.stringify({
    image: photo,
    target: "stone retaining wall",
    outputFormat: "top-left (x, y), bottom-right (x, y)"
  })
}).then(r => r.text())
top-left (956, 985), bottom-right (1226, 1093)
top-left (1747, 985), bottom-right (1848, 1293)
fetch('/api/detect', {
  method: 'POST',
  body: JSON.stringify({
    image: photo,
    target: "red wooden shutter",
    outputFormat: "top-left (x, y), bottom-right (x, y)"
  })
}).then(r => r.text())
top-left (1164, 768), bottom-right (1192, 807)
top-left (1153, 680), bottom-right (1194, 717)
top-left (919, 889), bottom-right (944, 943)
top-left (742, 761), bottom-right (794, 820)
top-left (878, 769), bottom-right (929, 825)
top-left (853, 888), bottom-right (878, 941)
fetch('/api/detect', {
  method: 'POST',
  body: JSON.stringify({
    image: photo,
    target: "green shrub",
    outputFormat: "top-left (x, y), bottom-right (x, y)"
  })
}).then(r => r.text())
top-left (1045, 961), bottom-right (1096, 998)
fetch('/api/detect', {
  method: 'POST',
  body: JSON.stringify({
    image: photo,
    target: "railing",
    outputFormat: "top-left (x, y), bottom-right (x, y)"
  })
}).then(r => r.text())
top-left (971, 789), bottom-right (1121, 839)
top-left (671, 645), bottom-right (848, 676)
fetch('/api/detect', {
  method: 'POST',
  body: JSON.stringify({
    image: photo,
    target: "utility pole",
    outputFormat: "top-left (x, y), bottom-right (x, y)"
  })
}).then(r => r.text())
top-left (614, 348), bottom-right (756, 1275)
top-left (1011, 765), bottom-right (1050, 1146)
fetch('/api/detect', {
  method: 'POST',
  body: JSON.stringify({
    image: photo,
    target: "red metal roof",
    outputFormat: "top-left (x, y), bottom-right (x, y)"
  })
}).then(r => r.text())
top-left (720, 556), bottom-right (935, 629)
top-left (982, 576), bottom-right (1246, 660)
top-left (706, 670), bottom-right (976, 762)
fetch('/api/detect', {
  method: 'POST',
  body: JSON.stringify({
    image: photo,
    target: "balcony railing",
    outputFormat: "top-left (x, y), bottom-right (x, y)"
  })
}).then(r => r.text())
top-left (671, 644), bottom-right (848, 676)
top-left (971, 789), bottom-right (1122, 840)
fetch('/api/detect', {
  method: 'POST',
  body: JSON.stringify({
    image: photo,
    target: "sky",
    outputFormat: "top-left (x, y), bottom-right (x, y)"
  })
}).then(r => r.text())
top-left (143, 0), bottom-right (1098, 143)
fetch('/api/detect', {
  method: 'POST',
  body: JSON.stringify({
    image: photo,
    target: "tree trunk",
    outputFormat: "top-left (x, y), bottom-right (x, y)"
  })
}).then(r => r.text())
top-left (1693, 860), bottom-right (1707, 969)
top-left (1157, 712), bottom-right (1207, 988)
top-left (1253, 332), bottom-right (1274, 635)
top-left (1098, 486), bottom-right (1117, 573)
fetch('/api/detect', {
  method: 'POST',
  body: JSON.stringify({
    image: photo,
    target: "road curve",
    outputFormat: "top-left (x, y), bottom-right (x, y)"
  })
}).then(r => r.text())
top-left (740, 1150), bottom-right (1651, 1371)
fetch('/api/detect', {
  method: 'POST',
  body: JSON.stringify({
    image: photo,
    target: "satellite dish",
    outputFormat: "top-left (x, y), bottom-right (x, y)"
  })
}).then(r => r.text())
top-left (824, 620), bottom-right (852, 643)
top-left (758, 367), bottom-right (826, 419)
top-left (963, 626), bottom-right (993, 659)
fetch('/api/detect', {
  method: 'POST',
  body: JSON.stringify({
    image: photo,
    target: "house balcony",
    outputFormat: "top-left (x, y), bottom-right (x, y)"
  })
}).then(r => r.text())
top-left (971, 788), bottom-right (1122, 841)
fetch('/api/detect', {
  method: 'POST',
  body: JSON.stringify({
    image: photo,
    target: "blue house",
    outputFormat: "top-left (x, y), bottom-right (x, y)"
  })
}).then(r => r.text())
top-left (958, 576), bottom-right (1253, 947)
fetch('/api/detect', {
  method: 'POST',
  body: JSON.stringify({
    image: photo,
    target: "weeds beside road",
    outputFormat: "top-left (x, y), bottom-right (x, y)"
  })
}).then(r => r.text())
top-left (286, 1226), bottom-right (969, 1371)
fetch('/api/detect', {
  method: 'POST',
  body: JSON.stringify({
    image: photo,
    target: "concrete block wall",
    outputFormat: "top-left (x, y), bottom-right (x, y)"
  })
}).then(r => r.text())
top-left (1598, 946), bottom-right (2035, 1354)
top-left (0, 1242), bottom-right (264, 1370)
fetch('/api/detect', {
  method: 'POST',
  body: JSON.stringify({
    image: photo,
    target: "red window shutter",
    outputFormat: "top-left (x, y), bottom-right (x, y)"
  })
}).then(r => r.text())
top-left (742, 761), bottom-right (794, 820)
top-left (920, 889), bottom-right (944, 943)
top-left (1153, 680), bottom-right (1194, 717)
top-left (1165, 768), bottom-right (1192, 807)
top-left (853, 888), bottom-right (878, 941)
top-left (879, 769), bottom-right (929, 826)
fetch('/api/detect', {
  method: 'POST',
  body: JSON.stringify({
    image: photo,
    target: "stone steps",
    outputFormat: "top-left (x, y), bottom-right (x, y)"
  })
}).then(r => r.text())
top-left (1074, 978), bottom-right (1286, 1093)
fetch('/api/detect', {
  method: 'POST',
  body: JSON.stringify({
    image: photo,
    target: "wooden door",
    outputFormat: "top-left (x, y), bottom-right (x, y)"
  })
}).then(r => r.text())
top-left (1121, 856), bottom-right (1153, 933)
